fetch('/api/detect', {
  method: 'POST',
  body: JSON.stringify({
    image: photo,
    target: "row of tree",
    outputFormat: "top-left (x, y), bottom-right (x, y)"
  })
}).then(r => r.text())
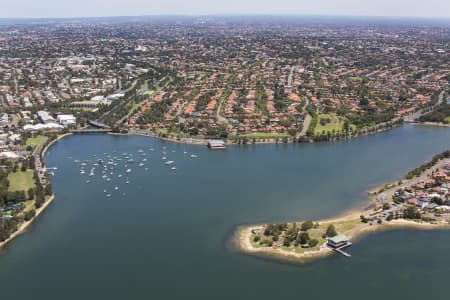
top-left (406, 150), bottom-right (450, 179)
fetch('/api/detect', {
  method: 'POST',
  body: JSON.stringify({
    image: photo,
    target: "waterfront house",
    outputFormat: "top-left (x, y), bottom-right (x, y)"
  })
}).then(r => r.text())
top-left (327, 234), bottom-right (350, 249)
top-left (207, 140), bottom-right (226, 150)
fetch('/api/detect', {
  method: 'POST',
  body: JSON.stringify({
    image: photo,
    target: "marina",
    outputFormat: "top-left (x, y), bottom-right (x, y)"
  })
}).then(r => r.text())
top-left (64, 139), bottom-right (199, 197)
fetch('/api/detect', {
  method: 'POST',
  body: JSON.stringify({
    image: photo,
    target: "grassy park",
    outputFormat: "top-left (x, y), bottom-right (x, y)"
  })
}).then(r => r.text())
top-left (314, 113), bottom-right (344, 135)
top-left (26, 135), bottom-right (47, 148)
top-left (314, 113), bottom-right (356, 135)
top-left (8, 170), bottom-right (35, 192)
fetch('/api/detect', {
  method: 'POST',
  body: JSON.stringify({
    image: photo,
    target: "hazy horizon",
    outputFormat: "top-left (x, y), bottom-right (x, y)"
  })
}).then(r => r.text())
top-left (1, 0), bottom-right (450, 19)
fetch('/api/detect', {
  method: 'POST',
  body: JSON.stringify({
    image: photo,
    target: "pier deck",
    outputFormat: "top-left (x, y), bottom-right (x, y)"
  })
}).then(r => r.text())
top-left (329, 242), bottom-right (353, 257)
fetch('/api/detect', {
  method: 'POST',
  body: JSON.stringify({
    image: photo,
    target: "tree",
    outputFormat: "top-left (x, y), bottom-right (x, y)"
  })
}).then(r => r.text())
top-left (432, 196), bottom-right (443, 206)
top-left (403, 206), bottom-right (421, 219)
top-left (24, 209), bottom-right (36, 221)
top-left (27, 187), bottom-right (35, 200)
top-left (309, 239), bottom-right (319, 247)
top-left (298, 232), bottom-right (310, 244)
top-left (386, 213), bottom-right (394, 222)
top-left (325, 224), bottom-right (337, 237)
top-left (283, 237), bottom-right (293, 247)
top-left (301, 220), bottom-right (314, 231)
top-left (44, 184), bottom-right (52, 196)
top-left (35, 193), bottom-right (45, 209)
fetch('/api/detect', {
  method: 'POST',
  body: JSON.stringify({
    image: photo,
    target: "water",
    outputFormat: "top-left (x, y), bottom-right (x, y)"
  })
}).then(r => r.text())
top-left (1, 125), bottom-right (450, 299)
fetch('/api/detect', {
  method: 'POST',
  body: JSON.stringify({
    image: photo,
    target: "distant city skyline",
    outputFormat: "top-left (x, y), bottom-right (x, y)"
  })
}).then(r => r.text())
top-left (1, 0), bottom-right (450, 19)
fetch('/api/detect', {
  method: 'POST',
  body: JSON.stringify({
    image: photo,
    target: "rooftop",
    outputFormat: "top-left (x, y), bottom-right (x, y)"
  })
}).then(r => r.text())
top-left (328, 234), bottom-right (349, 244)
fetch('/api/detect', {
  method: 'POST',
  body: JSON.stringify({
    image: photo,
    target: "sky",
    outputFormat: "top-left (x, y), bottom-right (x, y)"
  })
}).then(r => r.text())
top-left (1, 0), bottom-right (449, 19)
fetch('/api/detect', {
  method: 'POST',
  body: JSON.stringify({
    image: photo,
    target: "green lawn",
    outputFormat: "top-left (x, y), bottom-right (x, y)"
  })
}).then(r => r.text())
top-left (26, 135), bottom-right (47, 148)
top-left (444, 116), bottom-right (450, 123)
top-left (349, 77), bottom-right (363, 82)
top-left (8, 170), bottom-right (35, 192)
top-left (314, 113), bottom-right (356, 135)
top-left (314, 113), bottom-right (344, 134)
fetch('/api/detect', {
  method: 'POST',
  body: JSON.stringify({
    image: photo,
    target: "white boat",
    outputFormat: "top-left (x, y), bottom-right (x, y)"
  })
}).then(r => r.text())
top-left (171, 166), bottom-right (177, 170)
top-left (114, 187), bottom-right (119, 191)
top-left (162, 156), bottom-right (167, 160)
top-left (126, 169), bottom-right (132, 173)
top-left (165, 160), bottom-right (175, 165)
top-left (106, 194), bottom-right (111, 197)
top-left (190, 154), bottom-right (198, 158)
top-left (118, 174), bottom-right (122, 178)
top-left (86, 180), bottom-right (90, 184)
top-left (139, 163), bottom-right (144, 167)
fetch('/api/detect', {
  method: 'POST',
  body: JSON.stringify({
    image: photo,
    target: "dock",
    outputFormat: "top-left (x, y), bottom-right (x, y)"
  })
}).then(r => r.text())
top-left (329, 242), bottom-right (353, 257)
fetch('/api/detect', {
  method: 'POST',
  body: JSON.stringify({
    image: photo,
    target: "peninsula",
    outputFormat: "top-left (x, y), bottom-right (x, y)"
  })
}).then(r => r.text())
top-left (0, 133), bottom-right (62, 249)
top-left (238, 150), bottom-right (450, 262)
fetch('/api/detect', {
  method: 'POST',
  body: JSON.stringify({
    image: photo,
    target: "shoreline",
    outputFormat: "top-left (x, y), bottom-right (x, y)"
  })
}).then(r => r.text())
top-left (42, 133), bottom-right (73, 157)
top-left (108, 122), bottom-right (404, 147)
top-left (0, 194), bottom-right (55, 250)
top-left (414, 122), bottom-right (450, 128)
top-left (0, 133), bottom-right (72, 251)
top-left (237, 154), bottom-right (450, 263)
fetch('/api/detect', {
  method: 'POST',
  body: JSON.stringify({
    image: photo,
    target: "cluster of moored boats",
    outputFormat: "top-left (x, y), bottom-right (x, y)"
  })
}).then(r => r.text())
top-left (71, 146), bottom-right (199, 198)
